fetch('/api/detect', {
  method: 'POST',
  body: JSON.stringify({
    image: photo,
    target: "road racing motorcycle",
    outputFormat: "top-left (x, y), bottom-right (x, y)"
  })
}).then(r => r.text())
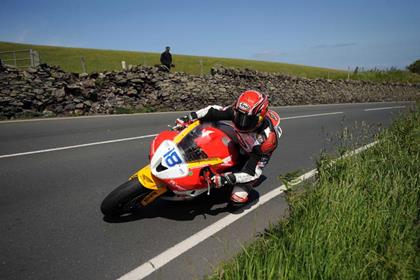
top-left (100, 120), bottom-right (242, 217)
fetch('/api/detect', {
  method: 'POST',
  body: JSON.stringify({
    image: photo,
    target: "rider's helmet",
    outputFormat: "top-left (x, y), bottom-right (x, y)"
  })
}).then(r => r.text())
top-left (233, 90), bottom-right (269, 132)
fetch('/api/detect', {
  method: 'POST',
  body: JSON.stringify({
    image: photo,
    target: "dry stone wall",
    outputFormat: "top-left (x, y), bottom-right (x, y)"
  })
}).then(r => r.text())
top-left (0, 63), bottom-right (419, 119)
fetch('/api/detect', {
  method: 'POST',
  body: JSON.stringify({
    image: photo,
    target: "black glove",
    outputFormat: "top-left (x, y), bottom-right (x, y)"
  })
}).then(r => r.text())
top-left (211, 173), bottom-right (236, 188)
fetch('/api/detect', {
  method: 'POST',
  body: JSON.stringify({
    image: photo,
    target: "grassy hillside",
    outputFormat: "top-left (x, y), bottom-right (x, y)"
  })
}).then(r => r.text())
top-left (210, 107), bottom-right (420, 279)
top-left (1, 41), bottom-right (419, 83)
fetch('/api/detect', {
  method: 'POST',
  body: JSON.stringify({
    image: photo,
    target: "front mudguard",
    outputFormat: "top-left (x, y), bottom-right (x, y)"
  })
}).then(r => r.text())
top-left (130, 165), bottom-right (161, 190)
top-left (130, 165), bottom-right (167, 206)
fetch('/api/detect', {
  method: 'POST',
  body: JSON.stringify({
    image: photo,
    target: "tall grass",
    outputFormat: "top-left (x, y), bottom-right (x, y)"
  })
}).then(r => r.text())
top-left (210, 107), bottom-right (420, 279)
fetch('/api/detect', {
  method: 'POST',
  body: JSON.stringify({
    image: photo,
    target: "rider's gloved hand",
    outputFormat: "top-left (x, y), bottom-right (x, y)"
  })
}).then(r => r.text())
top-left (211, 173), bottom-right (236, 188)
top-left (175, 112), bottom-right (198, 127)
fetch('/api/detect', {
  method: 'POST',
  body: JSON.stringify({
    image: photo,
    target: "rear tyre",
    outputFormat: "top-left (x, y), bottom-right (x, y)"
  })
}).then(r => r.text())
top-left (100, 179), bottom-right (152, 217)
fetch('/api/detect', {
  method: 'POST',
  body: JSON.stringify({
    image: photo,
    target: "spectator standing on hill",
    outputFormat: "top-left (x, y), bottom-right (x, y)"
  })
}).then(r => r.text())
top-left (0, 58), bottom-right (4, 71)
top-left (160, 46), bottom-right (172, 72)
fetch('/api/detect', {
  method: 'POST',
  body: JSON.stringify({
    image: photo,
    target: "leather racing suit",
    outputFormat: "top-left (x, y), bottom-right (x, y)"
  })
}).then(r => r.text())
top-left (191, 105), bottom-right (282, 203)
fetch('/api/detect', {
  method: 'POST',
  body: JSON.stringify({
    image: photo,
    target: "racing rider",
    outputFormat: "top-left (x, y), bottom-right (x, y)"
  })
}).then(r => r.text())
top-left (176, 90), bottom-right (281, 206)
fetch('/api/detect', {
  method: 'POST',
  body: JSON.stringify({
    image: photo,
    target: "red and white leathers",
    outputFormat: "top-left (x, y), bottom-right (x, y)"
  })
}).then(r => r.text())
top-left (192, 104), bottom-right (281, 204)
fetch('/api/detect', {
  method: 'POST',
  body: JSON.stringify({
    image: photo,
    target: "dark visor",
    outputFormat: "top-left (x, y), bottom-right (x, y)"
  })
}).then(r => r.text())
top-left (233, 110), bottom-right (259, 131)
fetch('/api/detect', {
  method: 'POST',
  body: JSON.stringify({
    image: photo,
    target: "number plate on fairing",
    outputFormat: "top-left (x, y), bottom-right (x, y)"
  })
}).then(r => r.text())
top-left (150, 140), bottom-right (189, 179)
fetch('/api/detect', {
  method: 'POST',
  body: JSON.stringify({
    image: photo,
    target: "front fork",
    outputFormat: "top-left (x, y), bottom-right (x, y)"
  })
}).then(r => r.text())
top-left (139, 187), bottom-right (167, 206)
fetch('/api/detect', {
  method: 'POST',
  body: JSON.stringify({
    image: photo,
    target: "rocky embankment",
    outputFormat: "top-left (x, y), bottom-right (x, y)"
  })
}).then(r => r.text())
top-left (0, 63), bottom-right (419, 119)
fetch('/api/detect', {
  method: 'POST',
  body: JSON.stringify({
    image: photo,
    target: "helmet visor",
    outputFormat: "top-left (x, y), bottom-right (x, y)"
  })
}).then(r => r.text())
top-left (233, 110), bottom-right (259, 132)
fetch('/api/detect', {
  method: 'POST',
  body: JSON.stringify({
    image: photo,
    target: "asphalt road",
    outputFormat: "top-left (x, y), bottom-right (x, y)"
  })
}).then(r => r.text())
top-left (0, 102), bottom-right (412, 280)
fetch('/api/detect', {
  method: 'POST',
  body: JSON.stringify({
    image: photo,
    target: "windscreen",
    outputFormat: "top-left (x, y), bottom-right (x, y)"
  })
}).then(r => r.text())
top-left (177, 125), bottom-right (208, 162)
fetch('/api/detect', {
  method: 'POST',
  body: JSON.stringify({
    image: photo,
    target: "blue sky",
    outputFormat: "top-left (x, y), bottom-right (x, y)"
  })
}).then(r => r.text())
top-left (1, 0), bottom-right (419, 70)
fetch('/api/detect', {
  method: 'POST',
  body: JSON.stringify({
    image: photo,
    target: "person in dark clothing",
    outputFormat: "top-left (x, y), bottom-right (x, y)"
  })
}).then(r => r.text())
top-left (0, 58), bottom-right (5, 72)
top-left (160, 46), bottom-right (172, 72)
top-left (175, 90), bottom-right (282, 206)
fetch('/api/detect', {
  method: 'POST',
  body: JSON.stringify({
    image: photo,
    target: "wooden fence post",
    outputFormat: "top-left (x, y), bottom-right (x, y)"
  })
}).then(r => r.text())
top-left (80, 57), bottom-right (87, 73)
top-left (29, 49), bottom-right (34, 67)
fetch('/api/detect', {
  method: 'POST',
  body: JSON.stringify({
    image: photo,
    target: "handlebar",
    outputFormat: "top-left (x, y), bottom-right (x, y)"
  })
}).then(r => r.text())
top-left (170, 124), bottom-right (184, 131)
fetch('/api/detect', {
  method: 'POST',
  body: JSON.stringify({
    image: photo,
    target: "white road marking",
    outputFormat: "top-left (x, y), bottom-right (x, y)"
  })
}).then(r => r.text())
top-left (0, 111), bottom-right (186, 124)
top-left (0, 134), bottom-right (158, 159)
top-left (276, 101), bottom-right (412, 109)
top-left (364, 106), bottom-right (406, 111)
top-left (0, 111), bottom-right (344, 159)
top-left (281, 111), bottom-right (343, 120)
top-left (118, 141), bottom-right (379, 280)
top-left (0, 101), bottom-right (412, 124)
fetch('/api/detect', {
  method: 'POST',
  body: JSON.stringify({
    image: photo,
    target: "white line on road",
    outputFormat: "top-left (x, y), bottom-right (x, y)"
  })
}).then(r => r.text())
top-left (0, 101), bottom-right (411, 124)
top-left (364, 106), bottom-right (406, 111)
top-left (281, 111), bottom-right (343, 120)
top-left (118, 141), bottom-right (379, 280)
top-left (0, 111), bottom-right (343, 159)
top-left (0, 134), bottom-right (158, 159)
top-left (0, 111), bottom-right (185, 124)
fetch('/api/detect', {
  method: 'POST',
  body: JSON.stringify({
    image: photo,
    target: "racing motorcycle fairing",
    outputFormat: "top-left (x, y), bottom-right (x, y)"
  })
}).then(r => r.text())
top-left (150, 139), bottom-right (189, 179)
top-left (133, 120), bottom-right (239, 194)
top-left (149, 130), bottom-right (177, 160)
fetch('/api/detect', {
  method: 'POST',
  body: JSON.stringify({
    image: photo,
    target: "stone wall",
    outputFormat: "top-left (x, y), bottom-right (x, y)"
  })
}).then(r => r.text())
top-left (0, 63), bottom-right (419, 119)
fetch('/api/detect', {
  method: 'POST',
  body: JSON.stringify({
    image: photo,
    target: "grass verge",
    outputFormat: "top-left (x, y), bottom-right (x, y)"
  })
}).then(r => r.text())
top-left (2, 41), bottom-right (419, 83)
top-left (209, 107), bottom-right (419, 279)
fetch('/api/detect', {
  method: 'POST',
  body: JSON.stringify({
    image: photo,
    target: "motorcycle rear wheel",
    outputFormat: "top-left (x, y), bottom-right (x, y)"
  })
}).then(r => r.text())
top-left (100, 179), bottom-right (151, 217)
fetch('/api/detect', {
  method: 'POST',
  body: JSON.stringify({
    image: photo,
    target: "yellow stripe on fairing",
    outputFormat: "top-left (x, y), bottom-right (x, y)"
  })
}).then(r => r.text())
top-left (173, 120), bottom-right (201, 144)
top-left (187, 158), bottom-right (223, 168)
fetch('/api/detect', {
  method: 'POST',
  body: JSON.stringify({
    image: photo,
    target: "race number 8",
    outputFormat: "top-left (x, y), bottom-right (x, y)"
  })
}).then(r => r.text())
top-left (164, 149), bottom-right (182, 167)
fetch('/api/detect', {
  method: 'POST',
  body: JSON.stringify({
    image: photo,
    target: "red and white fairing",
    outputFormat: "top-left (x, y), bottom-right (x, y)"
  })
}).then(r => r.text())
top-left (148, 123), bottom-right (238, 194)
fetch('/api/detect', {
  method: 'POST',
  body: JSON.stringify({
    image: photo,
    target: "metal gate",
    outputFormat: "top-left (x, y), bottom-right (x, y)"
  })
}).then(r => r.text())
top-left (0, 49), bottom-right (40, 68)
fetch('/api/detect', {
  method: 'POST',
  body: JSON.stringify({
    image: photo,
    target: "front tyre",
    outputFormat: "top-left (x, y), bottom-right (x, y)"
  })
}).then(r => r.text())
top-left (100, 179), bottom-right (152, 217)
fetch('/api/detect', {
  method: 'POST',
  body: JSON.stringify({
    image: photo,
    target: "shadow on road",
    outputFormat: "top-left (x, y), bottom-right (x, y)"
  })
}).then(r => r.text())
top-left (102, 176), bottom-right (266, 223)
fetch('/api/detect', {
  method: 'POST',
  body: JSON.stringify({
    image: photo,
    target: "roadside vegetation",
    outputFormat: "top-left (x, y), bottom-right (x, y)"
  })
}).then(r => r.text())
top-left (209, 106), bottom-right (419, 280)
top-left (1, 41), bottom-right (419, 83)
top-left (351, 67), bottom-right (420, 83)
top-left (407, 59), bottom-right (420, 74)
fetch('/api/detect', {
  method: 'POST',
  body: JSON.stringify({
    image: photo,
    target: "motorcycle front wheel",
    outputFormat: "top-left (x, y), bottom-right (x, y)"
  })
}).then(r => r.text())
top-left (100, 179), bottom-right (152, 217)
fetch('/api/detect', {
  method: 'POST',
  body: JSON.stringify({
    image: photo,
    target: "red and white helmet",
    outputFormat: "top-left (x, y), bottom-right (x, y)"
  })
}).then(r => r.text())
top-left (233, 90), bottom-right (269, 132)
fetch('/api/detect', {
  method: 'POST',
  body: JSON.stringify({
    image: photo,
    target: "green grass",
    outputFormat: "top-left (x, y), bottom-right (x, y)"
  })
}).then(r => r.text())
top-left (1, 41), bottom-right (419, 83)
top-left (352, 68), bottom-right (420, 83)
top-left (209, 107), bottom-right (420, 279)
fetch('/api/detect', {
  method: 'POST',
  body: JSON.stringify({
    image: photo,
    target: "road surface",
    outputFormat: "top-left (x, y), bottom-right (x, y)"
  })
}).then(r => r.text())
top-left (0, 101), bottom-right (411, 279)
